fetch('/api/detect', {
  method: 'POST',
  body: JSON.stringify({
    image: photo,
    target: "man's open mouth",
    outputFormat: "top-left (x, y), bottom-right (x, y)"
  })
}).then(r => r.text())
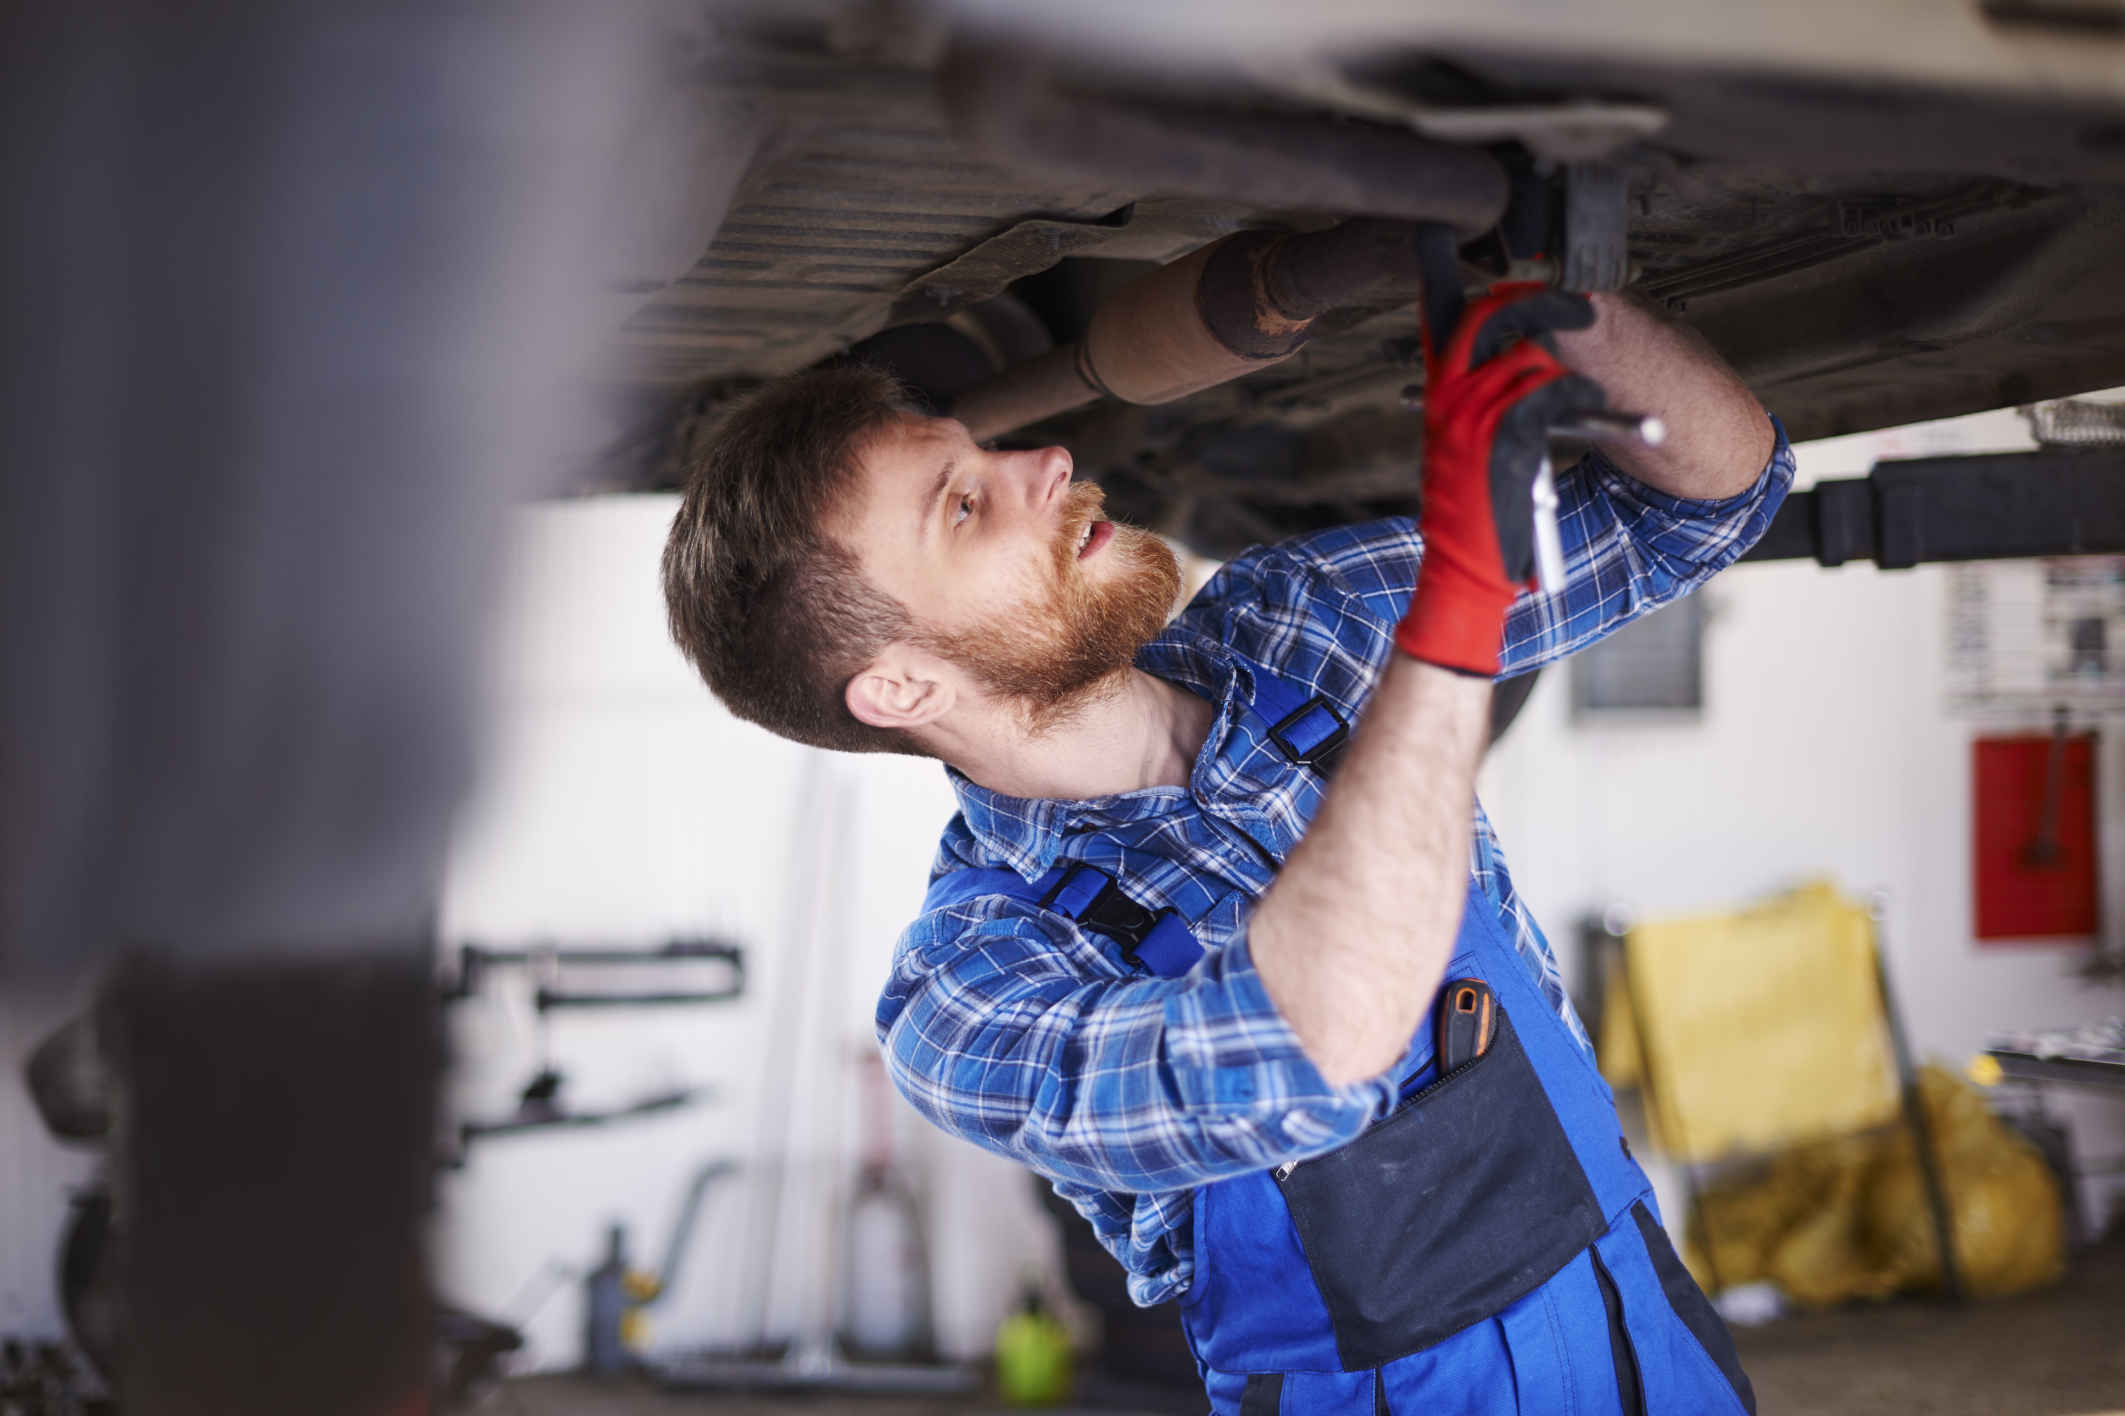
top-left (1077, 520), bottom-right (1114, 560)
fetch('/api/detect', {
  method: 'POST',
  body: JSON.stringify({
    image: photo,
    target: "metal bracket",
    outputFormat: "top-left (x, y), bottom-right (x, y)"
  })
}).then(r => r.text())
top-left (1740, 447), bottom-right (2125, 567)
top-left (1561, 162), bottom-right (1631, 293)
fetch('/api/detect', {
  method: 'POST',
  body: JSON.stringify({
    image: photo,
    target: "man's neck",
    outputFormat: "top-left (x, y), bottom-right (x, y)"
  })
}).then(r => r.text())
top-left (938, 668), bottom-right (1216, 802)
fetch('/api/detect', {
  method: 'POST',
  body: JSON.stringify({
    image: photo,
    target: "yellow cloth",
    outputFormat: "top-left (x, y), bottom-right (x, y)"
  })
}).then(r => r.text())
top-left (1603, 882), bottom-right (1900, 1162)
top-left (1691, 1066), bottom-right (2067, 1304)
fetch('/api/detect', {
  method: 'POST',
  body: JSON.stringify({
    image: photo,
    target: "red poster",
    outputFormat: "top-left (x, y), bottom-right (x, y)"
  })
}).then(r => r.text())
top-left (1973, 734), bottom-right (2099, 941)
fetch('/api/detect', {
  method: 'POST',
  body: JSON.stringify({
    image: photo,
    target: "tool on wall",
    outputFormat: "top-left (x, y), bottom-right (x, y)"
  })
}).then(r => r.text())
top-left (456, 1069), bottom-right (708, 1149)
top-left (443, 936), bottom-right (744, 1159)
top-left (446, 937), bottom-right (743, 1010)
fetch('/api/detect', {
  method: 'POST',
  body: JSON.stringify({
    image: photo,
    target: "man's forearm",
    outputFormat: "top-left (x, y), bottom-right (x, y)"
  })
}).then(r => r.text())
top-left (1553, 292), bottom-right (1774, 500)
top-left (1249, 655), bottom-right (1490, 1087)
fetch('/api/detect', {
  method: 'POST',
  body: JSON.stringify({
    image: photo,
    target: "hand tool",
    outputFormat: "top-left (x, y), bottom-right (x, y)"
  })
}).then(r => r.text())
top-left (1410, 226), bottom-right (1669, 596)
top-left (1436, 979), bottom-right (1496, 1075)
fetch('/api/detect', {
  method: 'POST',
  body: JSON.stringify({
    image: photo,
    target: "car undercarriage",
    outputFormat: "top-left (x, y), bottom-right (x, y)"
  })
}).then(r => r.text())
top-left (585, 3), bottom-right (2125, 561)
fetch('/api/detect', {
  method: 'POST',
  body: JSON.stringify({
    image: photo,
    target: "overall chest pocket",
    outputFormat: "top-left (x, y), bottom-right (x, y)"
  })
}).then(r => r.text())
top-left (1274, 1005), bottom-right (1607, 1371)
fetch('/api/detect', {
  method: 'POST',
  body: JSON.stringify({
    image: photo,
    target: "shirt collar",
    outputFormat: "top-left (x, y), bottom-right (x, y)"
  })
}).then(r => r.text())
top-left (944, 625), bottom-right (1251, 877)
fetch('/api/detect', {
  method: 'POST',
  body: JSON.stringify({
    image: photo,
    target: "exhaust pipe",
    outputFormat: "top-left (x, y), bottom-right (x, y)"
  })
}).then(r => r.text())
top-left (951, 218), bottom-right (1432, 441)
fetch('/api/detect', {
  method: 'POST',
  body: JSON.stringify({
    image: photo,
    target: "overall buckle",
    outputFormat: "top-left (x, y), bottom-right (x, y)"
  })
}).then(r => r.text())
top-left (1268, 696), bottom-right (1351, 773)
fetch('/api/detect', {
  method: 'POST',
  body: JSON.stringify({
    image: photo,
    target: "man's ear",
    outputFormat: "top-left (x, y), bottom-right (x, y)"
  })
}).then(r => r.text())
top-left (845, 644), bottom-right (956, 732)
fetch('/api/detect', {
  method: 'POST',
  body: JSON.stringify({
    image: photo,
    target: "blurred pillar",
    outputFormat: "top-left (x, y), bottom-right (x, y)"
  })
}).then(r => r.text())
top-left (0, 0), bottom-right (729, 1409)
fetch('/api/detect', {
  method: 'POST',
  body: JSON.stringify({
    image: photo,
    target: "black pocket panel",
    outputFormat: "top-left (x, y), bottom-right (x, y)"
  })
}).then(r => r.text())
top-left (1276, 1008), bottom-right (1606, 1371)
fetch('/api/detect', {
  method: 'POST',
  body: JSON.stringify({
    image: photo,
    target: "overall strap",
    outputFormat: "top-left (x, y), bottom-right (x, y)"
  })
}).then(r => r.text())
top-left (921, 860), bottom-right (1206, 979)
top-left (1231, 653), bottom-right (1351, 774)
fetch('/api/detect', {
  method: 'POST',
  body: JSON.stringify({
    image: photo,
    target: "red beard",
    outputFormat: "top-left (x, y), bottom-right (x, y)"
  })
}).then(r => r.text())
top-left (920, 480), bottom-right (1181, 736)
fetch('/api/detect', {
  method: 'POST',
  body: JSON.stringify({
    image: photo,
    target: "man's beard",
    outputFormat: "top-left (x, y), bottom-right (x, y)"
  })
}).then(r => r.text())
top-left (923, 481), bottom-right (1181, 736)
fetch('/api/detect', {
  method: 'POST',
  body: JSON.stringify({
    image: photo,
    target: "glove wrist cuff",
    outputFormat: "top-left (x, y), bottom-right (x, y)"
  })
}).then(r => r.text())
top-left (1394, 574), bottom-right (1513, 678)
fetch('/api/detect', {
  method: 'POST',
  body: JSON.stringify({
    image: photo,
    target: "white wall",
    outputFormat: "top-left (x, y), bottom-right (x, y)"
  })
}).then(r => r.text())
top-left (1479, 404), bottom-right (2125, 1231)
top-left (432, 497), bottom-right (1068, 1372)
top-left (0, 986), bottom-right (100, 1344)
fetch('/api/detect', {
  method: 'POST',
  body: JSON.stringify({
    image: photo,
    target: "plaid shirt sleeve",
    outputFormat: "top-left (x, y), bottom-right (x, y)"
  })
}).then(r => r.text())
top-left (1498, 423), bottom-right (1795, 673)
top-left (878, 895), bottom-right (1392, 1194)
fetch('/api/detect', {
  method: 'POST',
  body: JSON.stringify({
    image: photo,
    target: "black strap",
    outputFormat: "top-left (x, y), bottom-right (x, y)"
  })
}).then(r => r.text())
top-left (1590, 1245), bottom-right (1646, 1416)
top-left (1414, 221), bottom-right (1467, 354)
top-left (1033, 861), bottom-right (1204, 977)
top-left (1241, 1373), bottom-right (1284, 1416)
top-left (1038, 862), bottom-right (1161, 952)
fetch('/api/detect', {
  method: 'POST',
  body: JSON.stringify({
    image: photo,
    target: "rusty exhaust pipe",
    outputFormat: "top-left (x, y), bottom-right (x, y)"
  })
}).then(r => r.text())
top-left (951, 218), bottom-right (1432, 441)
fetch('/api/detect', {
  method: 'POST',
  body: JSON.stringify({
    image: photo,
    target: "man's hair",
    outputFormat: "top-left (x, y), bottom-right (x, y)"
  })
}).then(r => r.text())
top-left (660, 363), bottom-right (926, 755)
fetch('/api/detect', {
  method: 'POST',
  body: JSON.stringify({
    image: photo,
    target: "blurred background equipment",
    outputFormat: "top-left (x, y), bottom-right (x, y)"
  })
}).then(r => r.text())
top-left (1985, 1020), bottom-right (2125, 1091)
top-left (993, 1277), bottom-right (1075, 1408)
top-left (0, 1340), bottom-right (98, 1416)
top-left (1600, 883), bottom-right (1904, 1161)
top-left (1690, 1066), bottom-right (2067, 1307)
top-left (579, 1160), bottom-right (743, 1378)
top-left (839, 1052), bottom-right (935, 1363)
top-left (1973, 721), bottom-right (2101, 941)
top-left (0, 0), bottom-right (721, 1406)
top-left (1596, 883), bottom-right (2068, 1309)
top-left (446, 940), bottom-right (743, 1153)
top-left (650, 760), bottom-right (977, 1397)
top-left (1037, 1184), bottom-right (1203, 1412)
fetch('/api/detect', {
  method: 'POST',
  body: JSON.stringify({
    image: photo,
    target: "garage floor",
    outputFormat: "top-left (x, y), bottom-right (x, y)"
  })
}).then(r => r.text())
top-left (1730, 1228), bottom-right (2125, 1416)
top-left (492, 1234), bottom-right (2125, 1416)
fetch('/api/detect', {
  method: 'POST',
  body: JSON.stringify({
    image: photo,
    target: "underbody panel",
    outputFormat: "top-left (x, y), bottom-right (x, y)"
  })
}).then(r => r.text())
top-left (590, 8), bottom-right (2125, 554)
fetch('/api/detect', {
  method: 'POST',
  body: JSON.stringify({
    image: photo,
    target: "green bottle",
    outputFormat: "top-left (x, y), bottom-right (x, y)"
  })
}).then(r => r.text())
top-left (995, 1280), bottom-right (1073, 1406)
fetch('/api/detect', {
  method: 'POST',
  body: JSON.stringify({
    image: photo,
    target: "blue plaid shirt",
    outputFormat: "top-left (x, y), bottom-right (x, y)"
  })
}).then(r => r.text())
top-left (876, 431), bottom-right (1794, 1305)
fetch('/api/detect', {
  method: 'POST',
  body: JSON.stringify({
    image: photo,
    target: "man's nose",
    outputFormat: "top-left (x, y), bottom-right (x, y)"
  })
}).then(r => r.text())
top-left (1002, 444), bottom-right (1073, 508)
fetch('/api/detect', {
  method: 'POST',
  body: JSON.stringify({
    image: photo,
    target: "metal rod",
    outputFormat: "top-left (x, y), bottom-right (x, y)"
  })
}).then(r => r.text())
top-left (1551, 410), bottom-right (1667, 446)
top-left (1532, 455), bottom-right (1568, 593)
top-left (535, 986), bottom-right (743, 1011)
top-left (463, 941), bottom-right (741, 965)
top-left (1871, 894), bottom-right (1966, 1301)
top-left (448, 939), bottom-right (744, 1002)
top-left (657, 1160), bottom-right (742, 1295)
top-left (1396, 392), bottom-right (1665, 452)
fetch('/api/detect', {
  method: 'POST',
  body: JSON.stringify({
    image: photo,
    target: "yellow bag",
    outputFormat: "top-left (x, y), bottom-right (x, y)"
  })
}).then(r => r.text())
top-left (1692, 1066), bottom-right (2066, 1306)
top-left (1862, 1069), bottom-right (2068, 1299)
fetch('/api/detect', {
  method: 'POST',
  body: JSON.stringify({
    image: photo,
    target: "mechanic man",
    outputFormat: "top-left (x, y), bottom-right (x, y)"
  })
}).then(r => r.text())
top-left (662, 285), bottom-right (1788, 1415)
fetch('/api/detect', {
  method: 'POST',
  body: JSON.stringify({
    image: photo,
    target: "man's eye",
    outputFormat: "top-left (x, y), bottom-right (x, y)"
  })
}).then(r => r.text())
top-left (953, 494), bottom-right (973, 526)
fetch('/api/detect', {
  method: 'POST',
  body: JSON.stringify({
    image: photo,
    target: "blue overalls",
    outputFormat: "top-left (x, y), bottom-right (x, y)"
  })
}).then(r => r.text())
top-left (925, 660), bottom-right (1755, 1416)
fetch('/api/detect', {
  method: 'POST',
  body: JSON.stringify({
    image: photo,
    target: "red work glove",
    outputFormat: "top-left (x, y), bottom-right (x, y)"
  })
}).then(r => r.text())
top-left (1394, 289), bottom-right (1608, 676)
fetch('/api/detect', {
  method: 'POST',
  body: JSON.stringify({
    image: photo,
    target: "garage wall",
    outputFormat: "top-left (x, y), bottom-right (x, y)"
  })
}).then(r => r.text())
top-left (431, 497), bottom-right (1069, 1372)
top-left (1480, 404), bottom-right (2125, 1233)
top-left (0, 989), bottom-right (100, 1345)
